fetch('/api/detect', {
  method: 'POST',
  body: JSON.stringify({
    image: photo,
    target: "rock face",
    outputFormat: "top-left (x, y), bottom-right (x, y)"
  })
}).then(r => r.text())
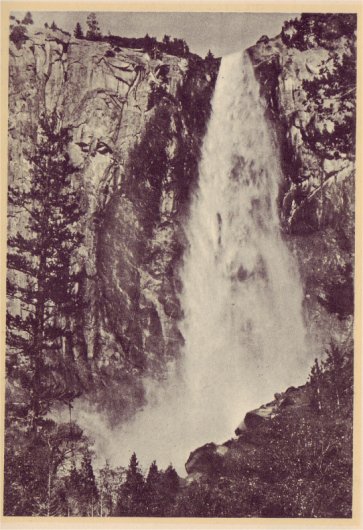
top-left (185, 442), bottom-right (231, 480)
top-left (248, 14), bottom-right (355, 354)
top-left (185, 384), bottom-right (311, 477)
top-left (185, 14), bottom-right (356, 480)
top-left (7, 25), bottom-right (218, 419)
top-left (235, 386), bottom-right (310, 433)
top-left (7, 14), bottom-right (355, 427)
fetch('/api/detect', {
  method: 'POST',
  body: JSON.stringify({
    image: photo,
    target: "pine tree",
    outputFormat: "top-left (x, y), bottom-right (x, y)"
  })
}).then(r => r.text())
top-left (50, 21), bottom-right (58, 31)
top-left (205, 49), bottom-right (215, 61)
top-left (86, 12), bottom-right (101, 40)
top-left (97, 463), bottom-right (126, 516)
top-left (74, 22), bottom-right (84, 39)
top-left (143, 33), bottom-right (155, 53)
top-left (79, 451), bottom-right (98, 516)
top-left (116, 453), bottom-right (146, 515)
top-left (22, 12), bottom-right (34, 25)
top-left (322, 341), bottom-right (353, 411)
top-left (144, 461), bottom-right (162, 515)
top-left (98, 462), bottom-right (115, 516)
top-left (163, 464), bottom-right (180, 493)
top-left (7, 112), bottom-right (83, 425)
top-left (161, 464), bottom-right (180, 509)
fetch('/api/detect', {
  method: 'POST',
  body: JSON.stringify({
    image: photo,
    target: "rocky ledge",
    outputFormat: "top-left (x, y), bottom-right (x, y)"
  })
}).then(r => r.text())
top-left (185, 384), bottom-right (310, 479)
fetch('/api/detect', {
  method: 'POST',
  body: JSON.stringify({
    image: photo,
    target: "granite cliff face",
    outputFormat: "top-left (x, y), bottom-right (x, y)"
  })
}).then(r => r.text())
top-left (8, 25), bottom-right (218, 418)
top-left (248, 14), bottom-right (355, 356)
top-left (7, 14), bottom-right (355, 430)
top-left (184, 14), bottom-right (355, 481)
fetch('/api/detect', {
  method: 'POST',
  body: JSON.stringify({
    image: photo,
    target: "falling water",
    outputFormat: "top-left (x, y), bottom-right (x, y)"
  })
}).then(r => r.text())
top-left (64, 51), bottom-right (310, 476)
top-left (177, 50), bottom-right (309, 455)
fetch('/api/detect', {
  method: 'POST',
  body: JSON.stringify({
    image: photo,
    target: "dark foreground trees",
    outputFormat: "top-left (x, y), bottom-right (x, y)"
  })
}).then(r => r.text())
top-left (114, 454), bottom-right (180, 516)
top-left (7, 112), bottom-right (83, 425)
top-left (4, 337), bottom-right (352, 516)
top-left (4, 419), bottom-right (95, 516)
top-left (74, 22), bottom-right (84, 39)
top-left (5, 111), bottom-right (92, 515)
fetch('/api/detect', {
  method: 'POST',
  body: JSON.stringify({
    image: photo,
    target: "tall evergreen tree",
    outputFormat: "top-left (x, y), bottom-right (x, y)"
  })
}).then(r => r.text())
top-left (74, 22), bottom-right (84, 39)
top-left (115, 453), bottom-right (146, 515)
top-left (205, 49), bottom-right (215, 61)
top-left (86, 12), bottom-right (101, 40)
top-left (22, 12), bottom-right (34, 25)
top-left (144, 461), bottom-right (162, 515)
top-left (7, 112), bottom-right (83, 425)
top-left (79, 451), bottom-right (99, 516)
top-left (309, 358), bottom-right (323, 413)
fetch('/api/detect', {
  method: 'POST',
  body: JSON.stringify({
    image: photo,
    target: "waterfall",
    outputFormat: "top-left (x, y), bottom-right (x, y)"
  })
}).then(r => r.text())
top-left (178, 50), bottom-right (309, 454)
top-left (66, 51), bottom-right (310, 476)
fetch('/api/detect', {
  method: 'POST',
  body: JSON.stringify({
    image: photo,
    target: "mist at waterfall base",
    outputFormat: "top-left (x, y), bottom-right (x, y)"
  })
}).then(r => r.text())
top-left (54, 51), bottom-right (312, 477)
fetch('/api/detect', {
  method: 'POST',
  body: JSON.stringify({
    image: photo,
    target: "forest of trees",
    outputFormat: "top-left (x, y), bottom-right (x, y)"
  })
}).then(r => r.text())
top-left (5, 11), bottom-right (355, 519)
top-left (5, 335), bottom-right (353, 516)
top-left (7, 113), bottom-right (83, 426)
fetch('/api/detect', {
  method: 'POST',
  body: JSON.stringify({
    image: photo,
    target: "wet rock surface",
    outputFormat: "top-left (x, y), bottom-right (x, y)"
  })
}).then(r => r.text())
top-left (248, 15), bottom-right (355, 354)
top-left (7, 26), bottom-right (218, 417)
top-left (186, 384), bottom-right (311, 478)
top-left (8, 16), bottom-right (355, 425)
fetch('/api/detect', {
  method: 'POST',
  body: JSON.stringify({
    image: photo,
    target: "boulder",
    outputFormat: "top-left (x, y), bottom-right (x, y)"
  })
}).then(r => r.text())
top-left (185, 442), bottom-right (229, 475)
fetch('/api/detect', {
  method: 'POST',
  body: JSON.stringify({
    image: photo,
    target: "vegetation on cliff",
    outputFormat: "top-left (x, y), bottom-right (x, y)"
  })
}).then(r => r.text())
top-left (5, 12), bottom-right (355, 519)
top-left (281, 13), bottom-right (356, 51)
top-left (7, 113), bottom-right (83, 425)
top-left (4, 337), bottom-right (353, 516)
top-left (125, 52), bottom-right (219, 232)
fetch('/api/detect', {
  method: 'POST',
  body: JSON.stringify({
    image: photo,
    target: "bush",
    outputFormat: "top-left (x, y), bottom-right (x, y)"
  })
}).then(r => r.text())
top-left (10, 25), bottom-right (28, 48)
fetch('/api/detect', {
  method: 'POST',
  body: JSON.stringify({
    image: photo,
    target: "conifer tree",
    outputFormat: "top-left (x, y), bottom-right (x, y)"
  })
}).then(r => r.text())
top-left (116, 452), bottom-right (146, 515)
top-left (79, 451), bottom-right (99, 516)
top-left (97, 462), bottom-right (125, 516)
top-left (74, 22), bottom-right (84, 39)
top-left (7, 112), bottom-right (83, 425)
top-left (145, 461), bottom-right (162, 515)
top-left (86, 12), bottom-right (101, 40)
top-left (205, 49), bottom-right (215, 61)
top-left (22, 12), bottom-right (34, 25)
top-left (160, 464), bottom-right (180, 510)
top-left (309, 358), bottom-right (323, 412)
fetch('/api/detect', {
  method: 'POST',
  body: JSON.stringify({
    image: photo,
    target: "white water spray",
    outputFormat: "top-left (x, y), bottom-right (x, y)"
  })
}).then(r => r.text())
top-left (66, 51), bottom-right (310, 476)
top-left (178, 51), bottom-right (309, 452)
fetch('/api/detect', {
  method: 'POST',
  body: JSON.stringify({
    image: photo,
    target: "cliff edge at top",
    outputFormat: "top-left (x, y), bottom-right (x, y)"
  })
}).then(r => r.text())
top-left (7, 22), bottom-right (219, 420)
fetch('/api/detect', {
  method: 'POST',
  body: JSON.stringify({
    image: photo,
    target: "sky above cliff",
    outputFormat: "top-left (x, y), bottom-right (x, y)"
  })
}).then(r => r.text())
top-left (12, 11), bottom-right (297, 57)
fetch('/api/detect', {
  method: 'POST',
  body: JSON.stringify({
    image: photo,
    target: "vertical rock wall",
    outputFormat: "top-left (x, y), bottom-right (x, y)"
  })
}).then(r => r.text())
top-left (7, 14), bottom-right (356, 422)
top-left (248, 15), bottom-right (355, 355)
top-left (8, 26), bottom-right (218, 419)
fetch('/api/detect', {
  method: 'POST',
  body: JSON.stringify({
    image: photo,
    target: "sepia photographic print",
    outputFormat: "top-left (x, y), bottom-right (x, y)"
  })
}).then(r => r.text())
top-left (1, 2), bottom-right (361, 525)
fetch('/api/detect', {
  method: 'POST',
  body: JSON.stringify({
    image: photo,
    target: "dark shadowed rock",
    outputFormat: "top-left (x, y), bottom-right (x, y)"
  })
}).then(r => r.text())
top-left (185, 442), bottom-right (229, 476)
top-left (7, 27), bottom-right (218, 419)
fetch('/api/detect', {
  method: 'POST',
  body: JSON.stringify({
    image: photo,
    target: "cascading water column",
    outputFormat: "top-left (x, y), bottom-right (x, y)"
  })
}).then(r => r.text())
top-left (68, 51), bottom-right (311, 477)
top-left (179, 50), bottom-right (309, 450)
